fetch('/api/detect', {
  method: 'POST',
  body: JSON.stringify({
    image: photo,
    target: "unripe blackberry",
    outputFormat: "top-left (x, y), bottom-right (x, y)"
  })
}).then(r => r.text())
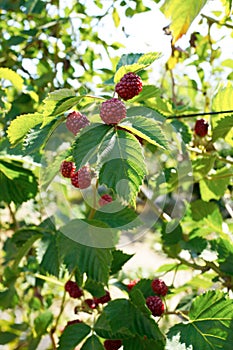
top-left (100, 98), bottom-right (126, 125)
top-left (66, 111), bottom-right (90, 135)
top-left (94, 290), bottom-right (111, 305)
top-left (66, 319), bottom-right (82, 327)
top-left (60, 160), bottom-right (76, 178)
top-left (151, 278), bottom-right (168, 296)
top-left (127, 278), bottom-right (140, 291)
top-left (71, 165), bottom-right (91, 189)
top-left (104, 339), bottom-right (122, 350)
top-left (98, 194), bottom-right (113, 207)
top-left (146, 296), bottom-right (164, 316)
top-left (64, 280), bottom-right (83, 299)
top-left (194, 119), bottom-right (208, 137)
top-left (115, 72), bottom-right (142, 100)
top-left (84, 298), bottom-right (97, 309)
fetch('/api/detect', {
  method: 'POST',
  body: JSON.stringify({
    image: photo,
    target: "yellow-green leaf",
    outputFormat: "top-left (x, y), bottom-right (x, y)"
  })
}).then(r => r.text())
top-left (161, 0), bottom-right (208, 43)
top-left (0, 67), bottom-right (24, 91)
top-left (7, 113), bottom-right (43, 146)
top-left (112, 7), bottom-right (120, 27)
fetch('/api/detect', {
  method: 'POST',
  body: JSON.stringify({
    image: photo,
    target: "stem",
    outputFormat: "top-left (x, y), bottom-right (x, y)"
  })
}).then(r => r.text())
top-left (170, 69), bottom-right (177, 104)
top-left (164, 310), bottom-right (190, 321)
top-left (8, 203), bottom-right (19, 230)
top-left (140, 187), bottom-right (172, 222)
top-left (166, 109), bottom-right (233, 119)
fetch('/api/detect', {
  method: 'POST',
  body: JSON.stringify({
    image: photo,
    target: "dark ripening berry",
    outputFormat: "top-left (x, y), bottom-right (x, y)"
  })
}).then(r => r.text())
top-left (100, 98), bottom-right (126, 125)
top-left (104, 339), bottom-right (122, 350)
top-left (84, 298), bottom-right (97, 309)
top-left (115, 72), bottom-right (142, 100)
top-left (146, 296), bottom-right (164, 317)
top-left (71, 165), bottom-right (91, 189)
top-left (66, 111), bottom-right (90, 135)
top-left (60, 160), bottom-right (76, 178)
top-left (127, 278), bottom-right (140, 291)
top-left (194, 119), bottom-right (209, 137)
top-left (151, 278), bottom-right (168, 296)
top-left (98, 194), bottom-right (113, 207)
top-left (94, 290), bottom-right (111, 305)
top-left (64, 280), bottom-right (83, 299)
top-left (66, 319), bottom-right (82, 327)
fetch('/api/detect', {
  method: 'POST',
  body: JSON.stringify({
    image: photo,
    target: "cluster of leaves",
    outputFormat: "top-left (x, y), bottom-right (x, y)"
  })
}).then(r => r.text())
top-left (1, 0), bottom-right (233, 349)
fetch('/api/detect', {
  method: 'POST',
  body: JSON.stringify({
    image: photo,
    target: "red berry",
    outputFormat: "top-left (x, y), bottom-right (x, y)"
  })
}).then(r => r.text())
top-left (84, 298), bottom-right (97, 309)
top-left (71, 165), bottom-right (91, 189)
top-left (66, 111), bottom-right (90, 135)
top-left (104, 339), bottom-right (122, 350)
top-left (98, 194), bottom-right (113, 207)
top-left (100, 98), bottom-right (126, 125)
top-left (66, 319), bottom-right (82, 327)
top-left (60, 160), bottom-right (76, 178)
top-left (127, 278), bottom-right (140, 291)
top-left (94, 290), bottom-right (111, 305)
top-left (194, 119), bottom-right (208, 137)
top-left (64, 281), bottom-right (83, 298)
top-left (115, 72), bottom-right (142, 100)
top-left (146, 296), bottom-right (164, 316)
top-left (151, 278), bottom-right (168, 296)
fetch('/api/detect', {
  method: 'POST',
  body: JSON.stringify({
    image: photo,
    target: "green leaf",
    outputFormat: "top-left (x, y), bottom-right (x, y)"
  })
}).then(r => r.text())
top-left (129, 288), bottom-right (151, 316)
top-left (127, 106), bottom-right (165, 122)
top-left (94, 299), bottom-right (165, 347)
top-left (42, 88), bottom-right (76, 115)
top-left (94, 202), bottom-right (142, 231)
top-left (99, 129), bottom-right (146, 206)
top-left (199, 166), bottom-right (232, 201)
top-left (114, 52), bottom-right (161, 82)
top-left (112, 7), bottom-right (120, 27)
top-left (123, 336), bottom-right (164, 350)
top-left (161, 0), bottom-right (208, 43)
top-left (132, 279), bottom-right (154, 299)
top-left (57, 233), bottom-right (113, 284)
top-left (0, 332), bottom-right (17, 345)
top-left (171, 120), bottom-right (192, 144)
top-left (192, 156), bottom-right (216, 180)
top-left (0, 67), bottom-right (24, 91)
top-left (116, 53), bottom-right (144, 71)
top-left (81, 335), bottom-right (104, 350)
top-left (110, 249), bottom-right (134, 275)
top-left (212, 82), bottom-right (233, 129)
top-left (167, 290), bottom-right (233, 350)
top-left (34, 311), bottom-right (53, 336)
top-left (12, 233), bottom-right (42, 270)
top-left (84, 279), bottom-right (105, 298)
top-left (119, 116), bottom-right (168, 149)
top-left (57, 323), bottom-right (91, 350)
top-left (72, 123), bottom-right (112, 170)
top-left (191, 199), bottom-right (223, 235)
top-left (220, 0), bottom-right (233, 16)
top-left (130, 85), bottom-right (160, 102)
top-left (40, 235), bottom-right (60, 277)
top-left (7, 113), bottom-right (43, 146)
top-left (212, 115), bottom-right (233, 146)
top-left (0, 159), bottom-right (38, 204)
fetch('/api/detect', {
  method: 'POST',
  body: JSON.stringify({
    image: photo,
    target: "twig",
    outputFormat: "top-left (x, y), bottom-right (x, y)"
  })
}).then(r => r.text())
top-left (166, 109), bottom-right (233, 119)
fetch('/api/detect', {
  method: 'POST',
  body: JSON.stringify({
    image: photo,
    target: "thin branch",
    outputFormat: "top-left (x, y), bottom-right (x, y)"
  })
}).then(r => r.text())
top-left (166, 109), bottom-right (233, 119)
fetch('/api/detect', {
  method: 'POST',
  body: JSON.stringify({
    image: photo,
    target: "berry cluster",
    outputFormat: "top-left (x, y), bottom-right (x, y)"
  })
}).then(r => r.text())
top-left (98, 194), bottom-right (113, 207)
top-left (104, 339), bottom-right (122, 350)
top-left (64, 280), bottom-right (83, 299)
top-left (194, 118), bottom-right (209, 137)
top-left (60, 160), bottom-right (76, 178)
top-left (146, 295), bottom-right (164, 317)
top-left (127, 278), bottom-right (140, 291)
top-left (66, 111), bottom-right (90, 135)
top-left (115, 72), bottom-right (142, 100)
top-left (151, 278), bottom-right (168, 296)
top-left (100, 98), bottom-right (126, 125)
top-left (70, 165), bottom-right (91, 189)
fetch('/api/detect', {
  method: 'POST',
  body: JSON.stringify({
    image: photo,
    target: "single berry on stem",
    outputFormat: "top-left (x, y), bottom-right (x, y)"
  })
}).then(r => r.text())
top-left (127, 278), bottom-right (140, 291)
top-left (146, 295), bottom-right (164, 317)
top-left (66, 111), bottom-right (90, 135)
top-left (151, 278), bottom-right (168, 296)
top-left (60, 160), bottom-right (76, 178)
top-left (64, 280), bottom-right (83, 299)
top-left (99, 194), bottom-right (113, 207)
top-left (115, 72), bottom-right (143, 100)
top-left (194, 118), bottom-right (208, 137)
top-left (71, 165), bottom-right (91, 189)
top-left (104, 339), bottom-right (122, 350)
top-left (94, 290), bottom-right (111, 305)
top-left (100, 98), bottom-right (126, 125)
top-left (84, 298), bottom-right (97, 309)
